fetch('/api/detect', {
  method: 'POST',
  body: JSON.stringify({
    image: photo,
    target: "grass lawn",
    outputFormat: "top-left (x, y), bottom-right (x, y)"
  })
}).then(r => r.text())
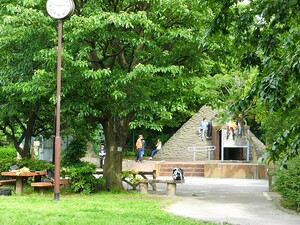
top-left (0, 190), bottom-right (216, 225)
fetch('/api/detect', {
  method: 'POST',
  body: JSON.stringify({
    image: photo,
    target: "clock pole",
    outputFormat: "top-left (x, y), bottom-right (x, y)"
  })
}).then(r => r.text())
top-left (54, 18), bottom-right (63, 201)
top-left (46, 0), bottom-right (75, 201)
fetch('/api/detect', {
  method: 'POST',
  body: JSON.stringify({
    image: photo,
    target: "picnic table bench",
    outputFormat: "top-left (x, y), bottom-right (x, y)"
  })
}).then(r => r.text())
top-left (1, 171), bottom-right (46, 193)
top-left (139, 179), bottom-right (185, 196)
top-left (0, 179), bottom-right (16, 186)
top-left (31, 179), bottom-right (70, 193)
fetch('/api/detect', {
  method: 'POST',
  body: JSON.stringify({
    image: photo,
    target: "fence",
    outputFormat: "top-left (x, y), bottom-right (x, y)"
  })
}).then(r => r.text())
top-left (187, 146), bottom-right (216, 161)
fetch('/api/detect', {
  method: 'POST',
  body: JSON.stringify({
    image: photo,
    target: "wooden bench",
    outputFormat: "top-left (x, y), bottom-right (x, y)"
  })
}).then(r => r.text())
top-left (0, 179), bottom-right (16, 186)
top-left (139, 179), bottom-right (184, 196)
top-left (31, 179), bottom-right (70, 193)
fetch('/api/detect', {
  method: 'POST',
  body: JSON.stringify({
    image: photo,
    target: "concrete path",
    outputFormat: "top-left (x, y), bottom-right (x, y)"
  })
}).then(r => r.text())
top-left (93, 159), bottom-right (300, 225)
top-left (158, 177), bottom-right (300, 225)
top-left (91, 159), bottom-right (300, 225)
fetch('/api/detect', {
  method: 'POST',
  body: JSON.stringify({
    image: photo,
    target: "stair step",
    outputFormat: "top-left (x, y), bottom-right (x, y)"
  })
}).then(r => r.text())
top-left (160, 172), bottom-right (204, 177)
top-left (160, 168), bottom-right (204, 172)
top-left (160, 165), bottom-right (204, 168)
top-left (159, 162), bottom-right (205, 177)
top-left (160, 163), bottom-right (205, 166)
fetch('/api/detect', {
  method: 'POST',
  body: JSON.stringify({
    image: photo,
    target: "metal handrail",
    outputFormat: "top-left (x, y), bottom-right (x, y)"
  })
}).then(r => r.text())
top-left (187, 146), bottom-right (216, 161)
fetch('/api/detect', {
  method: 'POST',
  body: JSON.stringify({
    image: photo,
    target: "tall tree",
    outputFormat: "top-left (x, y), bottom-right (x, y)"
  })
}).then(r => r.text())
top-left (0, 0), bottom-right (235, 189)
top-left (61, 0), bottom-right (221, 189)
top-left (0, 1), bottom-right (55, 157)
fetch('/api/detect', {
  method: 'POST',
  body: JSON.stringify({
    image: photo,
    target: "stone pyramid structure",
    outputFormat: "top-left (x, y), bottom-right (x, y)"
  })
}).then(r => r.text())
top-left (156, 106), bottom-right (218, 161)
top-left (155, 106), bottom-right (265, 162)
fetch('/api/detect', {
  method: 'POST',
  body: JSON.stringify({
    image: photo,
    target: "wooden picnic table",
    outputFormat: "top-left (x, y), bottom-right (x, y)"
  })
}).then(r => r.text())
top-left (1, 171), bottom-right (46, 193)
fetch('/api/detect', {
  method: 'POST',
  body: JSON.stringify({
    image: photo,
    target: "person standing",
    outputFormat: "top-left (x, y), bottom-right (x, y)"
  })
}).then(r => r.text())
top-left (99, 143), bottom-right (106, 169)
top-left (207, 114), bottom-right (218, 139)
top-left (198, 117), bottom-right (208, 141)
top-left (237, 113), bottom-right (247, 137)
top-left (135, 135), bottom-right (144, 162)
top-left (149, 138), bottom-right (162, 160)
top-left (141, 137), bottom-right (146, 162)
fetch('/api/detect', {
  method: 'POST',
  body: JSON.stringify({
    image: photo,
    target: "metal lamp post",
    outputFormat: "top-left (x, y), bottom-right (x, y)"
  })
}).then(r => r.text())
top-left (46, 0), bottom-right (75, 201)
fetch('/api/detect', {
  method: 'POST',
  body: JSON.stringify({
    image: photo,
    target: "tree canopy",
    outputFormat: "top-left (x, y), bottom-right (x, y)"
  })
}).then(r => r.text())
top-left (0, 0), bottom-right (236, 189)
top-left (208, 0), bottom-right (300, 166)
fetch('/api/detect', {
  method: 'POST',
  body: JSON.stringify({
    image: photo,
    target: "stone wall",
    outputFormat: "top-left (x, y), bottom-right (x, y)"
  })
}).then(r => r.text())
top-left (156, 106), bottom-right (219, 161)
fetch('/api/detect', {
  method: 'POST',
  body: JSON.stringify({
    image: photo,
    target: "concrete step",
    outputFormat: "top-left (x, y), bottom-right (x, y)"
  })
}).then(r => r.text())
top-left (159, 162), bottom-right (205, 177)
top-left (160, 172), bottom-right (204, 177)
top-left (160, 168), bottom-right (204, 174)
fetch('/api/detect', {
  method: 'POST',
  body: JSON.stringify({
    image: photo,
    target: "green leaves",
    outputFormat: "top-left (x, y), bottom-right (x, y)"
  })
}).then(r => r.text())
top-left (209, 0), bottom-right (300, 165)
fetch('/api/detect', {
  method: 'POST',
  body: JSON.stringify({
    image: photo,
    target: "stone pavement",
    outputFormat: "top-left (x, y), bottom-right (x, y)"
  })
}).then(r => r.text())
top-left (124, 160), bottom-right (300, 225)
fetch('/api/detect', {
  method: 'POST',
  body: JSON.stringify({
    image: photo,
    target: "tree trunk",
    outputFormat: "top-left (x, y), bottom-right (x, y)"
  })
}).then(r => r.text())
top-left (13, 113), bottom-right (37, 158)
top-left (102, 114), bottom-right (132, 190)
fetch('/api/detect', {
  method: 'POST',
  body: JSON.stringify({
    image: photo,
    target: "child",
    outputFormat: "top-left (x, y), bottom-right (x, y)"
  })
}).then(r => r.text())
top-left (99, 144), bottom-right (106, 169)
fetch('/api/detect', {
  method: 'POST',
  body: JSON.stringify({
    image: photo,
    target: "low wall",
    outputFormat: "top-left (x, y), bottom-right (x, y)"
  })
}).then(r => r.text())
top-left (204, 162), bottom-right (267, 179)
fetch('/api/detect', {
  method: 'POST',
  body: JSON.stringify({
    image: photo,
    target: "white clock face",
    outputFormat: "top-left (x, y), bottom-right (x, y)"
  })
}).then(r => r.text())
top-left (46, 0), bottom-right (74, 19)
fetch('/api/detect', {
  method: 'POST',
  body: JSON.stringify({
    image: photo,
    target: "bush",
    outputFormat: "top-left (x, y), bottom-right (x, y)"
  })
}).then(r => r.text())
top-left (274, 156), bottom-right (300, 212)
top-left (0, 158), bottom-right (54, 180)
top-left (121, 170), bottom-right (142, 185)
top-left (0, 145), bottom-right (17, 160)
top-left (62, 161), bottom-right (105, 194)
top-left (124, 150), bottom-right (136, 157)
top-left (62, 138), bottom-right (87, 166)
top-left (0, 158), bottom-right (53, 172)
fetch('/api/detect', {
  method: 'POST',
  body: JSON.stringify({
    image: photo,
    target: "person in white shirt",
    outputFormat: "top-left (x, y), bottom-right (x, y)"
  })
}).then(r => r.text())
top-left (149, 139), bottom-right (162, 160)
top-left (198, 117), bottom-right (208, 140)
top-left (99, 144), bottom-right (106, 169)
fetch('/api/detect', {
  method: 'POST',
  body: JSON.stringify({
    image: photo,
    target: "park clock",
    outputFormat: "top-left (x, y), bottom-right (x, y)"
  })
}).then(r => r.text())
top-left (46, 0), bottom-right (75, 19)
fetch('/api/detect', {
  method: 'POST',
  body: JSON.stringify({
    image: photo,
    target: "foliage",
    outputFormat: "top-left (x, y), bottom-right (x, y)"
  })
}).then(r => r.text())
top-left (121, 170), bottom-right (142, 184)
top-left (60, 0), bottom-right (231, 189)
top-left (61, 138), bottom-right (87, 166)
top-left (0, 1), bottom-right (56, 158)
top-left (62, 161), bottom-right (105, 194)
top-left (274, 156), bottom-right (300, 212)
top-left (123, 149), bottom-right (136, 157)
top-left (208, 0), bottom-right (300, 165)
top-left (0, 158), bottom-right (53, 179)
top-left (16, 158), bottom-right (54, 171)
top-left (0, 0), bottom-right (255, 190)
top-left (0, 145), bottom-right (16, 160)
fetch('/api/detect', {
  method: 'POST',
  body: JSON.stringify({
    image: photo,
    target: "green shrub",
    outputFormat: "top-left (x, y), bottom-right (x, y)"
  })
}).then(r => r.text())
top-left (274, 156), bottom-right (300, 212)
top-left (61, 138), bottom-right (87, 166)
top-left (121, 170), bottom-right (142, 185)
top-left (17, 158), bottom-right (54, 171)
top-left (0, 158), bottom-right (53, 172)
top-left (124, 150), bottom-right (136, 157)
top-left (62, 161), bottom-right (105, 194)
top-left (0, 145), bottom-right (17, 160)
top-left (0, 158), bottom-right (54, 180)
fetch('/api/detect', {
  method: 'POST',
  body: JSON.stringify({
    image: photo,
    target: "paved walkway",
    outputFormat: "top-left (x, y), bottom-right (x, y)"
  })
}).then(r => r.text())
top-left (123, 160), bottom-right (300, 225)
top-left (161, 177), bottom-right (300, 225)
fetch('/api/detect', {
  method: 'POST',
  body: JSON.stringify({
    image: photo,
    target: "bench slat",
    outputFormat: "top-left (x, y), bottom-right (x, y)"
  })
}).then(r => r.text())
top-left (0, 179), bottom-right (16, 186)
top-left (31, 182), bottom-right (53, 187)
top-left (31, 179), bottom-right (69, 187)
top-left (31, 179), bottom-right (70, 193)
